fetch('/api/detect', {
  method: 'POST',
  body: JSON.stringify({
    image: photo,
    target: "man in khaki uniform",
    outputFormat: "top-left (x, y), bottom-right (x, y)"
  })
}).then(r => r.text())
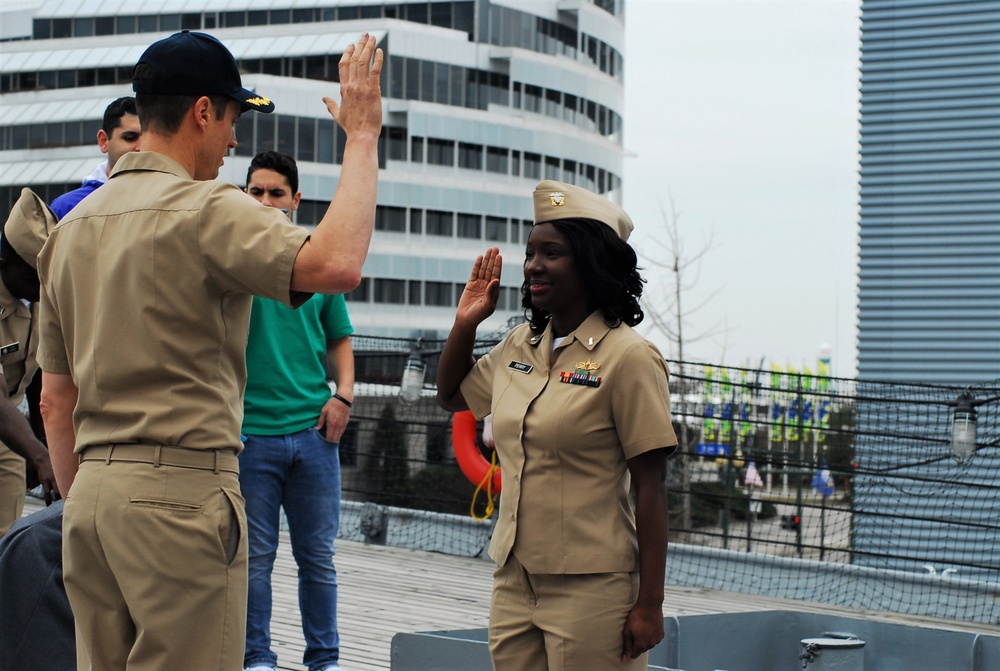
top-left (0, 189), bottom-right (59, 535)
top-left (37, 30), bottom-right (382, 670)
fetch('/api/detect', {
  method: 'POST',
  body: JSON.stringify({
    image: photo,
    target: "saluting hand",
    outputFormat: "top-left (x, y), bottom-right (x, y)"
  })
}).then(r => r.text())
top-left (323, 33), bottom-right (383, 139)
top-left (456, 247), bottom-right (502, 327)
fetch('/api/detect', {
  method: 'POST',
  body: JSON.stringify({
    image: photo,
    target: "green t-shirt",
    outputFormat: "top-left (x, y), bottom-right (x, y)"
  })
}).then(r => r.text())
top-left (242, 293), bottom-right (353, 435)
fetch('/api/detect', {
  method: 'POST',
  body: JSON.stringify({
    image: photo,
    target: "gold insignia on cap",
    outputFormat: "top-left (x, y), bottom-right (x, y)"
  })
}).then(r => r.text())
top-left (246, 96), bottom-right (272, 107)
top-left (549, 191), bottom-right (565, 207)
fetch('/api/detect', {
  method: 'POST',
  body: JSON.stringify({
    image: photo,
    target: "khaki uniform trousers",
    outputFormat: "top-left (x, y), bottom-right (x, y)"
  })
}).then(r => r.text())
top-left (0, 443), bottom-right (26, 536)
top-left (63, 445), bottom-right (246, 671)
top-left (489, 553), bottom-right (647, 671)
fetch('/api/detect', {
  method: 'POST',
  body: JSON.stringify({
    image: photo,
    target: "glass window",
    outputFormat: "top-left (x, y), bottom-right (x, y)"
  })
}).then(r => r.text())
top-left (181, 13), bottom-right (201, 30)
top-left (455, 1), bottom-right (474, 36)
top-left (38, 70), bottom-right (57, 90)
top-left (256, 114), bottom-right (276, 152)
top-left (522, 219), bottom-right (533, 242)
top-left (544, 156), bottom-right (560, 180)
top-left (420, 60), bottom-right (434, 102)
top-left (94, 16), bottom-right (113, 35)
top-left (524, 152), bottom-right (541, 180)
top-left (52, 18), bottom-right (71, 38)
top-left (407, 2), bottom-right (430, 23)
top-left (160, 14), bottom-right (181, 32)
top-left (317, 118), bottom-right (334, 163)
top-left (427, 139), bottom-right (454, 166)
top-left (376, 206), bottom-right (407, 233)
top-left (33, 19), bottom-right (50, 40)
top-left (457, 213), bottom-right (481, 239)
top-left (57, 70), bottom-right (75, 88)
top-left (345, 278), bottom-right (370, 303)
top-left (277, 116), bottom-right (296, 156)
top-left (339, 6), bottom-right (360, 20)
top-left (508, 286), bottom-right (522, 311)
top-left (361, 6), bottom-right (381, 19)
top-left (388, 127), bottom-right (407, 161)
top-left (74, 17), bottom-right (94, 37)
top-left (426, 210), bottom-right (453, 237)
top-left (64, 121), bottom-right (82, 146)
top-left (270, 9), bottom-right (290, 24)
top-left (563, 159), bottom-right (576, 183)
top-left (235, 113), bottom-right (254, 157)
top-left (458, 142), bottom-right (482, 170)
top-left (138, 14), bottom-right (159, 32)
top-left (408, 280), bottom-right (422, 305)
top-left (525, 85), bottom-right (542, 113)
top-left (410, 208), bottom-right (423, 234)
top-left (486, 146), bottom-right (508, 174)
top-left (434, 62), bottom-right (449, 105)
top-left (405, 58), bottom-right (420, 101)
top-left (449, 64), bottom-right (464, 107)
top-left (511, 150), bottom-right (521, 177)
top-left (430, 2), bottom-right (452, 28)
top-left (389, 55), bottom-right (405, 98)
top-left (293, 8), bottom-right (314, 23)
top-left (374, 279), bottom-right (406, 304)
top-left (28, 124), bottom-right (45, 149)
top-left (224, 11), bottom-right (246, 27)
top-left (298, 118), bottom-right (316, 162)
top-left (248, 11), bottom-right (268, 26)
top-left (545, 88), bottom-right (561, 117)
top-left (411, 136), bottom-right (424, 163)
top-left (425, 281), bottom-right (451, 306)
top-left (485, 216), bottom-right (506, 242)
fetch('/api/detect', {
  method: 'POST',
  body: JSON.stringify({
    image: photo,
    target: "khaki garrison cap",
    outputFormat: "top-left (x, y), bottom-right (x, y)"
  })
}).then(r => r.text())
top-left (4, 188), bottom-right (59, 269)
top-left (532, 180), bottom-right (633, 241)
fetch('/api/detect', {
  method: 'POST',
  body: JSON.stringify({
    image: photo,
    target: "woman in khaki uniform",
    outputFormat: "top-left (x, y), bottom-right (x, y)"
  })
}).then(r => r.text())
top-left (437, 181), bottom-right (678, 670)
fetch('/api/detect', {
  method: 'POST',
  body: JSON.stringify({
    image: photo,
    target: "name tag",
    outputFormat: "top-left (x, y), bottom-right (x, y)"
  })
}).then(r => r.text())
top-left (0, 342), bottom-right (19, 356)
top-left (508, 361), bottom-right (533, 374)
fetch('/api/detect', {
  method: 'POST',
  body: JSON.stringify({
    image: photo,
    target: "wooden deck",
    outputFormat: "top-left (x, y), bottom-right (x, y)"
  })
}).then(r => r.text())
top-left (21, 498), bottom-right (998, 670)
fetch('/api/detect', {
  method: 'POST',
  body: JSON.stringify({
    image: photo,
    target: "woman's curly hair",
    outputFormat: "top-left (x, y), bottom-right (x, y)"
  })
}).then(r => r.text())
top-left (521, 218), bottom-right (645, 332)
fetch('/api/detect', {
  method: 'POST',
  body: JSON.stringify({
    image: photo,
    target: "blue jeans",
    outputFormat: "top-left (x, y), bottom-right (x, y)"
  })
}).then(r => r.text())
top-left (240, 428), bottom-right (341, 671)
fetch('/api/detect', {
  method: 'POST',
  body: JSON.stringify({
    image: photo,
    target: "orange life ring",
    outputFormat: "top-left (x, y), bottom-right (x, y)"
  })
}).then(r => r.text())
top-left (452, 410), bottom-right (502, 493)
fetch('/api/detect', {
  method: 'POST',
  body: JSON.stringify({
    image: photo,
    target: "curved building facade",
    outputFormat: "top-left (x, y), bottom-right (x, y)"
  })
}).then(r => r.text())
top-left (0, 0), bottom-right (626, 340)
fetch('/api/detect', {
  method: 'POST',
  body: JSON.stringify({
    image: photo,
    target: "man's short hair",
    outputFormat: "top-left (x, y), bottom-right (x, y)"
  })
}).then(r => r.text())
top-left (102, 96), bottom-right (138, 136)
top-left (133, 63), bottom-right (229, 135)
top-left (247, 151), bottom-right (299, 194)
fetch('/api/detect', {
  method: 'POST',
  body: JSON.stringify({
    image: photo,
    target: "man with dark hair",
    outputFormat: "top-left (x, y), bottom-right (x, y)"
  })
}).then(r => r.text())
top-left (37, 30), bottom-right (382, 670)
top-left (241, 151), bottom-right (355, 671)
top-left (0, 190), bottom-right (59, 536)
top-left (49, 96), bottom-right (142, 219)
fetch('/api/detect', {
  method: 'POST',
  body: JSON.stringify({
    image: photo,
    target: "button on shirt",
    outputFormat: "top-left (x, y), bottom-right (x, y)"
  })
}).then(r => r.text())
top-left (36, 151), bottom-right (310, 452)
top-left (460, 310), bottom-right (678, 574)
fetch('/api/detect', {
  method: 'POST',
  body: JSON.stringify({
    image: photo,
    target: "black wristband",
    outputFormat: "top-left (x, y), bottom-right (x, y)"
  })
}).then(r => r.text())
top-left (332, 392), bottom-right (353, 408)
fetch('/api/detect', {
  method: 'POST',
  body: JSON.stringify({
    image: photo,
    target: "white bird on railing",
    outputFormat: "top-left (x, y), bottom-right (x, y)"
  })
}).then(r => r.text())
top-left (923, 564), bottom-right (937, 575)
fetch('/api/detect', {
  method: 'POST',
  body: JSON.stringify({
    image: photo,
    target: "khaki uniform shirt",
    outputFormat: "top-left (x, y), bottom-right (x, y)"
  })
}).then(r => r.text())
top-left (461, 311), bottom-right (678, 574)
top-left (36, 151), bottom-right (310, 453)
top-left (0, 282), bottom-right (37, 406)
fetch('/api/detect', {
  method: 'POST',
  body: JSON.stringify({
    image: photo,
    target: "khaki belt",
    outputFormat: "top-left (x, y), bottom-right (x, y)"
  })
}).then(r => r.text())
top-left (79, 444), bottom-right (239, 474)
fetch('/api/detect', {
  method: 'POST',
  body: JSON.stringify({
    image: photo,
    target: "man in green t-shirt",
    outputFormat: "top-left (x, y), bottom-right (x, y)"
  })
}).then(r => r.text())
top-left (240, 151), bottom-right (354, 671)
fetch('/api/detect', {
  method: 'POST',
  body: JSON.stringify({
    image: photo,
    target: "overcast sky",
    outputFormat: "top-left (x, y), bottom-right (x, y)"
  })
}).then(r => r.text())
top-left (623, 0), bottom-right (861, 377)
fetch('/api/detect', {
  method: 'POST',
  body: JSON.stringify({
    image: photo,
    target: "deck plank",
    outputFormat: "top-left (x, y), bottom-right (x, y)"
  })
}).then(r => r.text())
top-left (19, 498), bottom-right (998, 671)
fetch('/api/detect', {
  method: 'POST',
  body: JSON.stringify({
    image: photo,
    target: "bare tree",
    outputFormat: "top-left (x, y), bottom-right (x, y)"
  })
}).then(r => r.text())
top-left (638, 198), bottom-right (724, 535)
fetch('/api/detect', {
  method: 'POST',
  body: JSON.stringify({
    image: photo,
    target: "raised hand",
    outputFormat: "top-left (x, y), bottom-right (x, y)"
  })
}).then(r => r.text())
top-left (456, 247), bottom-right (502, 328)
top-left (322, 33), bottom-right (383, 138)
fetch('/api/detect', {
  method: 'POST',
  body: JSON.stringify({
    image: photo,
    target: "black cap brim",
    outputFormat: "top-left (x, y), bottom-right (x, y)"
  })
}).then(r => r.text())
top-left (234, 88), bottom-right (274, 114)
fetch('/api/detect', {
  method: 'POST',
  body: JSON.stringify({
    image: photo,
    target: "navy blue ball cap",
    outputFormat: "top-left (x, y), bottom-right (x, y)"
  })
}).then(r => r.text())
top-left (132, 30), bottom-right (274, 114)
